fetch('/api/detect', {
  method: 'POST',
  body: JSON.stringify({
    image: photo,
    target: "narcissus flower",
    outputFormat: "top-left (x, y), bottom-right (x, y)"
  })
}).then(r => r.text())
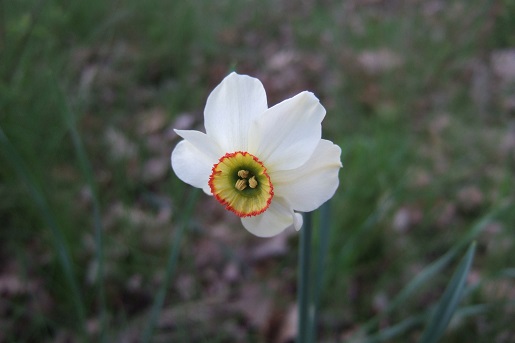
top-left (171, 72), bottom-right (341, 237)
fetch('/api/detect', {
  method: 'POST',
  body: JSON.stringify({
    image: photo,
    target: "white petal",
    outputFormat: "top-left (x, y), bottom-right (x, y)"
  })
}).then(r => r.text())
top-left (204, 72), bottom-right (268, 152)
top-left (174, 129), bottom-right (223, 161)
top-left (249, 91), bottom-right (325, 171)
top-left (271, 140), bottom-right (341, 212)
top-left (241, 198), bottom-right (295, 237)
top-left (171, 140), bottom-right (216, 195)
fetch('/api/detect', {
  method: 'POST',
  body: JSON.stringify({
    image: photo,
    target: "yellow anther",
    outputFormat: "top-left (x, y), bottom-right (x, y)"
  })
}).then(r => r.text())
top-left (248, 176), bottom-right (258, 189)
top-left (235, 179), bottom-right (247, 191)
top-left (237, 170), bottom-right (250, 178)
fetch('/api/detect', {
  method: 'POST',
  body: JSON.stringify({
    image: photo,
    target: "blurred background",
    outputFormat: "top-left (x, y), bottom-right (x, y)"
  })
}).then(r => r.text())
top-left (1, 0), bottom-right (514, 342)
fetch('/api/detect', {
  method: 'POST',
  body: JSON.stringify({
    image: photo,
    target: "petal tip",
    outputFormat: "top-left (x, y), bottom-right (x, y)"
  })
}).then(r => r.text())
top-left (293, 213), bottom-right (303, 231)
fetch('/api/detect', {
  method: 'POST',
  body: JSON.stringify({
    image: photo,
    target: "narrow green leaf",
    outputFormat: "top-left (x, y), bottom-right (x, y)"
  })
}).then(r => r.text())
top-left (365, 303), bottom-right (489, 343)
top-left (359, 204), bottom-right (507, 335)
top-left (418, 242), bottom-right (477, 343)
top-left (390, 205), bottom-right (501, 313)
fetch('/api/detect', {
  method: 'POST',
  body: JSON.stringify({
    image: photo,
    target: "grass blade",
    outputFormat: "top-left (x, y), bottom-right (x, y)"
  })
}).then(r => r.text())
top-left (58, 85), bottom-right (107, 342)
top-left (141, 188), bottom-right (200, 343)
top-left (0, 126), bottom-right (87, 334)
top-left (418, 242), bottom-right (477, 343)
top-left (1, 0), bottom-right (46, 83)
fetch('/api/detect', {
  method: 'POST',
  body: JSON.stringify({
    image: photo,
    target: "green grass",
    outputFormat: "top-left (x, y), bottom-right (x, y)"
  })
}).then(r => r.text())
top-left (1, 0), bottom-right (514, 342)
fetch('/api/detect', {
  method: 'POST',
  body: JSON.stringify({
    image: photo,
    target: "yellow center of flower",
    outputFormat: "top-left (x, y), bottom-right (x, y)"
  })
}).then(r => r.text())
top-left (208, 151), bottom-right (274, 217)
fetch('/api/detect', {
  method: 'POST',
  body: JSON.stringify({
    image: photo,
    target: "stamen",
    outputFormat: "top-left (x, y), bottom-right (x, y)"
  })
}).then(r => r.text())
top-left (237, 170), bottom-right (249, 178)
top-left (248, 176), bottom-right (258, 189)
top-left (235, 179), bottom-right (247, 191)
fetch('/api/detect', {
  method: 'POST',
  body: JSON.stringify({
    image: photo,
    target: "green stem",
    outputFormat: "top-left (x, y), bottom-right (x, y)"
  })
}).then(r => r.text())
top-left (311, 202), bottom-right (331, 342)
top-left (297, 212), bottom-right (313, 343)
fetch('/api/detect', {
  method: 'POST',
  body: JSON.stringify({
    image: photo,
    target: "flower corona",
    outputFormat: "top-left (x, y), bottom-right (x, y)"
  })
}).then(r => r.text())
top-left (208, 151), bottom-right (274, 217)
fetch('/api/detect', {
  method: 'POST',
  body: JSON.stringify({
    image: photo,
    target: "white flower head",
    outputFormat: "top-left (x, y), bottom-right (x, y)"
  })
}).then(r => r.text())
top-left (171, 72), bottom-right (342, 237)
